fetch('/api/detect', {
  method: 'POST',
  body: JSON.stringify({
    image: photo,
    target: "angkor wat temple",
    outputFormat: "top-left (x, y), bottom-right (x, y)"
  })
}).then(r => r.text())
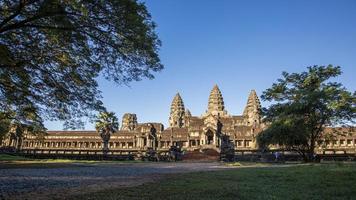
top-left (2, 85), bottom-right (356, 158)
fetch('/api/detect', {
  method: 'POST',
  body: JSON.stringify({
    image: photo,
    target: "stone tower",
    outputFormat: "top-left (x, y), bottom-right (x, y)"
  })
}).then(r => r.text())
top-left (184, 109), bottom-right (192, 127)
top-left (243, 90), bottom-right (262, 126)
top-left (121, 113), bottom-right (138, 131)
top-left (185, 109), bottom-right (192, 118)
top-left (169, 93), bottom-right (185, 128)
top-left (205, 84), bottom-right (228, 117)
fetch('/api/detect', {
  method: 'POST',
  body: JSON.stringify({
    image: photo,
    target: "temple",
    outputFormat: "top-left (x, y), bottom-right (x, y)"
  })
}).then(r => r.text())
top-left (2, 85), bottom-right (356, 157)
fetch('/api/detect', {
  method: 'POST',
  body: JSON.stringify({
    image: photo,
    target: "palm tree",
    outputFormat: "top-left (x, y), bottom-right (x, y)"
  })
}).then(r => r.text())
top-left (95, 112), bottom-right (119, 155)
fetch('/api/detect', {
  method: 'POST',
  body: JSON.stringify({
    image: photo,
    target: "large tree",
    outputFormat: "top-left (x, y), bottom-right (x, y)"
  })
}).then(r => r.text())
top-left (257, 65), bottom-right (355, 162)
top-left (0, 0), bottom-right (163, 140)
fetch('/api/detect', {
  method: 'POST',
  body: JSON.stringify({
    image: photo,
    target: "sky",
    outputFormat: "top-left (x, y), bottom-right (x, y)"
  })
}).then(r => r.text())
top-left (45, 0), bottom-right (356, 130)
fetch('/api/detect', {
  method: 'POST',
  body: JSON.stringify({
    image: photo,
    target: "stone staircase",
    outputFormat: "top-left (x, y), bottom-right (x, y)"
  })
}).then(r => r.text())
top-left (182, 148), bottom-right (220, 161)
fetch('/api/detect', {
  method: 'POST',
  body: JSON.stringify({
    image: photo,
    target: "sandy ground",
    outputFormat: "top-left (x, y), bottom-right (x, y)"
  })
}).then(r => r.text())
top-left (0, 162), bottom-right (231, 200)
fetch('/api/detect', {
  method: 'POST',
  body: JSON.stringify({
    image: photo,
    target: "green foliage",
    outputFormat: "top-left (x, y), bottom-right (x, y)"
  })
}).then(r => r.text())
top-left (95, 111), bottom-right (118, 152)
top-left (0, 0), bottom-right (162, 137)
top-left (0, 153), bottom-right (30, 161)
top-left (258, 65), bottom-right (356, 161)
top-left (95, 111), bottom-right (119, 133)
top-left (0, 110), bottom-right (45, 145)
top-left (0, 113), bottom-right (11, 144)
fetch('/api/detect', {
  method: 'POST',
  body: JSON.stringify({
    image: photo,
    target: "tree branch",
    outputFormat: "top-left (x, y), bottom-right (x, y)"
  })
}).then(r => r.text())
top-left (0, 10), bottom-right (67, 33)
top-left (0, 0), bottom-right (24, 29)
top-left (22, 24), bottom-right (76, 31)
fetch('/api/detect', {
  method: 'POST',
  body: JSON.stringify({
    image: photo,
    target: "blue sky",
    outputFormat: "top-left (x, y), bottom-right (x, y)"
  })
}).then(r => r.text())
top-left (45, 0), bottom-right (356, 130)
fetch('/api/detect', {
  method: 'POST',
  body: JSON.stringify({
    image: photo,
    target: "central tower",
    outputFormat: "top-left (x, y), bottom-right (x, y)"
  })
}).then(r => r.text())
top-left (204, 84), bottom-right (228, 117)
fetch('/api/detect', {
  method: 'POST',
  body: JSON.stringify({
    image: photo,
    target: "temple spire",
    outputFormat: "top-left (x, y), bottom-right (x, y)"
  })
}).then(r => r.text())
top-left (185, 109), bottom-right (192, 117)
top-left (121, 113), bottom-right (138, 131)
top-left (243, 90), bottom-right (262, 126)
top-left (169, 93), bottom-right (185, 127)
top-left (205, 84), bottom-right (228, 117)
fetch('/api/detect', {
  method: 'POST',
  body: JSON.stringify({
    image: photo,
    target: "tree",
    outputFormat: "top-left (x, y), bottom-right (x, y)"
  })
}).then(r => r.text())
top-left (0, 0), bottom-right (163, 140)
top-left (0, 106), bottom-right (46, 147)
top-left (257, 65), bottom-right (356, 162)
top-left (95, 111), bottom-right (119, 155)
top-left (0, 112), bottom-right (11, 145)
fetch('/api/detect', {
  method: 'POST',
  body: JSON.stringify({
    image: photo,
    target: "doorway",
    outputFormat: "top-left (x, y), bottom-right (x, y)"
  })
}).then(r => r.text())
top-left (206, 130), bottom-right (214, 145)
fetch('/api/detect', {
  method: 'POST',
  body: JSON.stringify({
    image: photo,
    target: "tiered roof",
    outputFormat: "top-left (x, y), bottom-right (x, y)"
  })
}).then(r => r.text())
top-left (243, 90), bottom-right (261, 117)
top-left (169, 93), bottom-right (185, 127)
top-left (207, 84), bottom-right (225, 113)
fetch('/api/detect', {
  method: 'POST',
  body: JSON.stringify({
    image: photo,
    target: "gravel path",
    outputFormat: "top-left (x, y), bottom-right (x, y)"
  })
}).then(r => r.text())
top-left (0, 162), bottom-right (230, 200)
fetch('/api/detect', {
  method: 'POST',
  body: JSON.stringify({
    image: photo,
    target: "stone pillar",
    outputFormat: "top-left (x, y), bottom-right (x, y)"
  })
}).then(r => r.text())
top-left (146, 136), bottom-right (150, 148)
top-left (187, 135), bottom-right (190, 147)
top-left (170, 135), bottom-right (173, 147)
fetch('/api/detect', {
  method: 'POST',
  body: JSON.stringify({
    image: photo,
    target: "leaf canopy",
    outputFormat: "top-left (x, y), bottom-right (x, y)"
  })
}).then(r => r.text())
top-left (0, 0), bottom-right (162, 136)
top-left (95, 111), bottom-right (119, 134)
top-left (258, 65), bottom-right (356, 160)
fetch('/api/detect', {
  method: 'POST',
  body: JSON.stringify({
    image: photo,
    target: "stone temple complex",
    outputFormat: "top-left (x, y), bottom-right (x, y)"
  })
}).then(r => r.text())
top-left (163, 85), bottom-right (264, 151)
top-left (2, 85), bottom-right (356, 158)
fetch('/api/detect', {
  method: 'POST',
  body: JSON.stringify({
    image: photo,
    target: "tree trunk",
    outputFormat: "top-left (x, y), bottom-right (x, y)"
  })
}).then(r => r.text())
top-left (101, 131), bottom-right (111, 157)
top-left (16, 137), bottom-right (22, 152)
top-left (297, 148), bottom-right (312, 162)
top-left (103, 141), bottom-right (109, 155)
top-left (301, 148), bottom-right (316, 162)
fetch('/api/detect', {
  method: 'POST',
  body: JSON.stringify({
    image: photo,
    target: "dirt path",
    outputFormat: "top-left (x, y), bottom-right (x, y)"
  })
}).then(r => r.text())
top-left (0, 162), bottom-right (231, 200)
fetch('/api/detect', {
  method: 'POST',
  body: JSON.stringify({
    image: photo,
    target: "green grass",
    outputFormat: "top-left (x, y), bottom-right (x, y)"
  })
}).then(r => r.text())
top-left (226, 161), bottom-right (272, 167)
top-left (71, 163), bottom-right (356, 200)
top-left (0, 153), bottom-right (95, 163)
top-left (0, 153), bottom-right (31, 161)
top-left (0, 153), bottom-right (143, 169)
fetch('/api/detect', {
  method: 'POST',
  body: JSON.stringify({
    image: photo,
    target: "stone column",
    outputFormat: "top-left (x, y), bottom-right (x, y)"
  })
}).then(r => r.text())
top-left (187, 135), bottom-right (190, 148)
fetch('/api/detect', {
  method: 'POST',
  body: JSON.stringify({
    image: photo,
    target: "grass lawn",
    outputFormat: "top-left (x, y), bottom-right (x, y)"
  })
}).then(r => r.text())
top-left (71, 163), bottom-right (356, 200)
top-left (0, 153), bottom-right (92, 168)
top-left (0, 153), bottom-right (96, 163)
top-left (0, 153), bottom-right (141, 169)
top-left (0, 153), bottom-right (32, 161)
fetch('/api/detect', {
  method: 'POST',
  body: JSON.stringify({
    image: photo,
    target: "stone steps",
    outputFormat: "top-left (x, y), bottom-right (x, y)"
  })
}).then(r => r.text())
top-left (182, 149), bottom-right (220, 161)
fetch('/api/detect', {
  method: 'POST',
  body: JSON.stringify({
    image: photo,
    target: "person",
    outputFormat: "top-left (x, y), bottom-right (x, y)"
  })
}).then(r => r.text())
top-left (274, 151), bottom-right (279, 162)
